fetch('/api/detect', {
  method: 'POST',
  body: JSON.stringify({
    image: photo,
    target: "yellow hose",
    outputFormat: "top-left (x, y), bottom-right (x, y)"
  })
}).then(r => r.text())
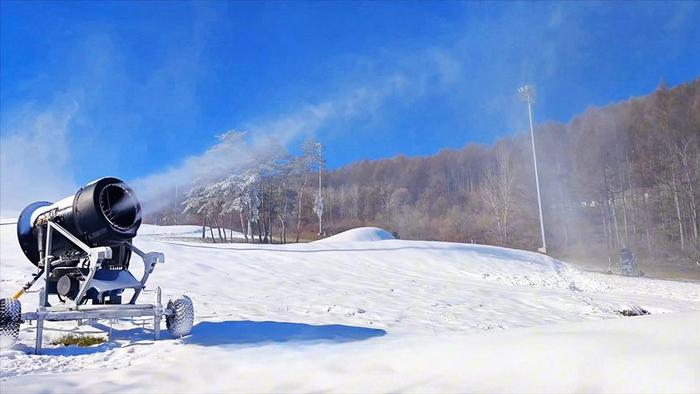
top-left (12, 269), bottom-right (43, 300)
top-left (12, 289), bottom-right (25, 300)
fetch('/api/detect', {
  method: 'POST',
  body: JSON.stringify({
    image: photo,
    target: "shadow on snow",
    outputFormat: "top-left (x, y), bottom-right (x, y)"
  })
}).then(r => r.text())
top-left (183, 320), bottom-right (386, 346)
top-left (13, 320), bottom-right (384, 356)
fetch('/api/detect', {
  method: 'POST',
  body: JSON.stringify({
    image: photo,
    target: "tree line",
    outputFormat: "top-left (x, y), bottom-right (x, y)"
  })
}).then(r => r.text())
top-left (148, 78), bottom-right (700, 273)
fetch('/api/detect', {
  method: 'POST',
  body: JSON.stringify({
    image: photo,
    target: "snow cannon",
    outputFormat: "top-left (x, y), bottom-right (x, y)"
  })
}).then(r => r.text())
top-left (1, 177), bottom-right (194, 354)
top-left (16, 177), bottom-right (141, 298)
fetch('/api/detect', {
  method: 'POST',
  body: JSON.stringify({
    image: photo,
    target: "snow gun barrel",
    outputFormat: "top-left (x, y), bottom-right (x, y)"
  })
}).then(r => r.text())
top-left (16, 177), bottom-right (142, 267)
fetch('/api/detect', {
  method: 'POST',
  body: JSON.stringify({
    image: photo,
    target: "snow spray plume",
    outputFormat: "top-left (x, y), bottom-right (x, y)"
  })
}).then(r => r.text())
top-left (130, 131), bottom-right (260, 215)
top-left (128, 72), bottom-right (429, 216)
top-left (0, 102), bottom-right (80, 217)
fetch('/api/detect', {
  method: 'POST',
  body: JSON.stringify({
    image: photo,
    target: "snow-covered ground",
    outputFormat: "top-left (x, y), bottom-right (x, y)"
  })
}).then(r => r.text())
top-left (1, 224), bottom-right (699, 393)
top-left (137, 224), bottom-right (245, 240)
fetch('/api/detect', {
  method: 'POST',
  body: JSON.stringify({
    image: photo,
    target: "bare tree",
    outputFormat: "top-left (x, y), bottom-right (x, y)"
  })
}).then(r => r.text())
top-left (481, 147), bottom-right (515, 245)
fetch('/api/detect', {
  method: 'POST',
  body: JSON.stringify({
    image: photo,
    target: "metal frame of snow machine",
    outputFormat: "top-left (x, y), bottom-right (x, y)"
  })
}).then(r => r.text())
top-left (7, 221), bottom-right (192, 354)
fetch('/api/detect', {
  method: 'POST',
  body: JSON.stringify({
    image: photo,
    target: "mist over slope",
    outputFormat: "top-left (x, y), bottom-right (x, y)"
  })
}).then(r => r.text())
top-left (321, 79), bottom-right (700, 276)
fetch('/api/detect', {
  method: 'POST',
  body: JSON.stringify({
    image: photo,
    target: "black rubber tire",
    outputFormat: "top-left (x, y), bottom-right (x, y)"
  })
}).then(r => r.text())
top-left (166, 295), bottom-right (194, 338)
top-left (0, 298), bottom-right (22, 345)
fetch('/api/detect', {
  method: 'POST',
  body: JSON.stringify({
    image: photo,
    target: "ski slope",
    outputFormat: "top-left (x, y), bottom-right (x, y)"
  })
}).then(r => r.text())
top-left (1, 224), bottom-right (699, 393)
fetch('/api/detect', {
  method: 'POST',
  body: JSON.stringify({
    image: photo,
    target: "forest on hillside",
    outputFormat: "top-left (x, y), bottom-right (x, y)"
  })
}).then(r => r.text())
top-left (150, 79), bottom-right (700, 276)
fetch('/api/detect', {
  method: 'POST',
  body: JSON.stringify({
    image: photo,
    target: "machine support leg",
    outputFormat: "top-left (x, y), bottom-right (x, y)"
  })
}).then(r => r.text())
top-left (154, 314), bottom-right (161, 340)
top-left (42, 226), bottom-right (52, 308)
top-left (154, 287), bottom-right (162, 340)
top-left (35, 317), bottom-right (44, 355)
top-left (34, 288), bottom-right (46, 355)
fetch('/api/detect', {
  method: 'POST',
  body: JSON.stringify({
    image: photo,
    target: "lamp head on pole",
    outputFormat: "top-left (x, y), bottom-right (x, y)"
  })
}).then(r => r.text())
top-left (517, 85), bottom-right (536, 104)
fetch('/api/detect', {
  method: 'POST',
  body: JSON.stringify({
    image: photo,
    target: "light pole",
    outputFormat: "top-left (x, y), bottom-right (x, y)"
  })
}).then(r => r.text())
top-left (518, 85), bottom-right (547, 254)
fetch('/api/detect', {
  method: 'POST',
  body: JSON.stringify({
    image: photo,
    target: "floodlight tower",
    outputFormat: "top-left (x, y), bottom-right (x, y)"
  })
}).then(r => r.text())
top-left (518, 85), bottom-right (547, 254)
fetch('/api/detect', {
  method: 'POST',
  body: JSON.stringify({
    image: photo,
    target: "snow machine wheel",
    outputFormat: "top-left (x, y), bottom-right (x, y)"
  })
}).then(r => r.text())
top-left (166, 295), bottom-right (194, 337)
top-left (0, 298), bottom-right (22, 345)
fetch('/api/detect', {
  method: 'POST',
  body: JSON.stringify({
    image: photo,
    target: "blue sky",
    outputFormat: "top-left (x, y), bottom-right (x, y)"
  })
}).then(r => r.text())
top-left (1, 1), bottom-right (699, 210)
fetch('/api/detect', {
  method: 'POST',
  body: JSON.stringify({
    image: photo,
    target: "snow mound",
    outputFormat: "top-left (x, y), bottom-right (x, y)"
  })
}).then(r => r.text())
top-left (316, 227), bottom-right (395, 243)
